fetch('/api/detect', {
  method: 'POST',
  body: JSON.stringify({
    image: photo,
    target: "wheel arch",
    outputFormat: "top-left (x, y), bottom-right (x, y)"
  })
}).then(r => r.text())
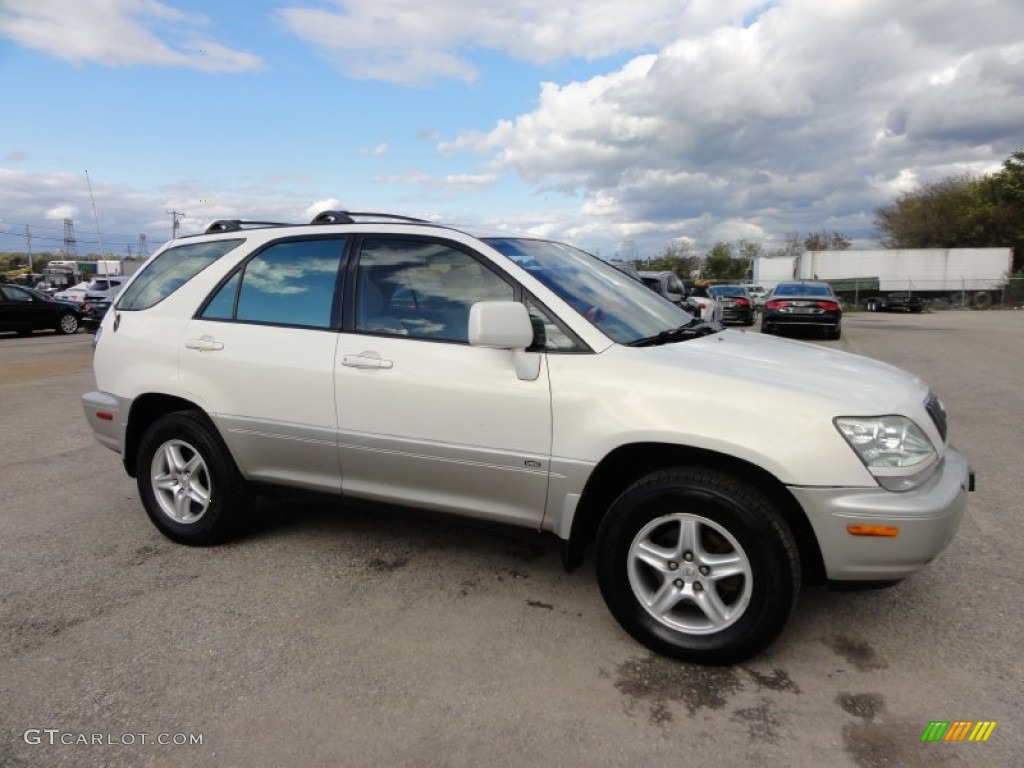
top-left (563, 442), bottom-right (826, 584)
top-left (124, 393), bottom-right (216, 478)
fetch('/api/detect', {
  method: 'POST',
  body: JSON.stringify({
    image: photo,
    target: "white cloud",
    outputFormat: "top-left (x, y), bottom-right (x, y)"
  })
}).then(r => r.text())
top-left (45, 204), bottom-right (78, 221)
top-left (303, 199), bottom-right (347, 222)
top-left (442, 0), bottom-right (1024, 249)
top-left (358, 144), bottom-right (389, 157)
top-left (0, 0), bottom-right (263, 72)
top-left (441, 173), bottom-right (497, 189)
top-left (279, 0), bottom-right (767, 85)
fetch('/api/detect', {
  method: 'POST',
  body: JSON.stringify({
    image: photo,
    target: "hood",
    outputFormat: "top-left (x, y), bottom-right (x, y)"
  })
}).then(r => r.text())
top-left (632, 328), bottom-right (929, 415)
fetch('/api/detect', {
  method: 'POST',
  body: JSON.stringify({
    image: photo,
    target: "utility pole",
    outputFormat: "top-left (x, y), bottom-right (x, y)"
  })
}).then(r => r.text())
top-left (25, 224), bottom-right (33, 272)
top-left (138, 234), bottom-right (148, 259)
top-left (166, 210), bottom-right (185, 240)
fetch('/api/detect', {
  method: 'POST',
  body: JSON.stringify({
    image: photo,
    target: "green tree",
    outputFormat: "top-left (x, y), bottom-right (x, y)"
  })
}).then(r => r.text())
top-left (875, 150), bottom-right (1024, 269)
top-left (647, 239), bottom-right (701, 279)
top-left (874, 174), bottom-right (983, 248)
top-left (702, 241), bottom-right (748, 280)
top-left (803, 230), bottom-right (852, 251)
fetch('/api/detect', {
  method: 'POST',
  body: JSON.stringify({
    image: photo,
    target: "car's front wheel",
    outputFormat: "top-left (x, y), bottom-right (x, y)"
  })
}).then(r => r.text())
top-left (136, 411), bottom-right (251, 545)
top-left (56, 313), bottom-right (79, 334)
top-left (596, 467), bottom-right (799, 664)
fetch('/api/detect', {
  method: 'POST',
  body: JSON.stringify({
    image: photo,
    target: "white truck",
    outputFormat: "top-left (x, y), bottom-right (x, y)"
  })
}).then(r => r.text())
top-left (754, 248), bottom-right (1013, 306)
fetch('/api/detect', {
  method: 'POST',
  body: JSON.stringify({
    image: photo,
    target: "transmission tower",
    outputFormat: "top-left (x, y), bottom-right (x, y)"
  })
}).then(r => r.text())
top-left (138, 234), bottom-right (149, 258)
top-left (62, 219), bottom-right (78, 257)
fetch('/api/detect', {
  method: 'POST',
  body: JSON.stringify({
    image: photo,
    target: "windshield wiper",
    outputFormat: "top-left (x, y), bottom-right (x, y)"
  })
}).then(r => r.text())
top-left (627, 319), bottom-right (723, 347)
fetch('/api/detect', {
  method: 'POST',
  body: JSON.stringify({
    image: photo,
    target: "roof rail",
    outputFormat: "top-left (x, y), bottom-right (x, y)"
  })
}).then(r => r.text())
top-left (195, 211), bottom-right (435, 236)
top-left (310, 210), bottom-right (433, 225)
top-left (203, 219), bottom-right (292, 234)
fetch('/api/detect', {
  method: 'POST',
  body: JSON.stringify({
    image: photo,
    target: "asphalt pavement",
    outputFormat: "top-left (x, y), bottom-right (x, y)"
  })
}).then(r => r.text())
top-left (1, 312), bottom-right (1022, 767)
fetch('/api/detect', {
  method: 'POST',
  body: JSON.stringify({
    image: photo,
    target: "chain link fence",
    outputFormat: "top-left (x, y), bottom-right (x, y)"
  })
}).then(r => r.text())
top-left (832, 277), bottom-right (1024, 310)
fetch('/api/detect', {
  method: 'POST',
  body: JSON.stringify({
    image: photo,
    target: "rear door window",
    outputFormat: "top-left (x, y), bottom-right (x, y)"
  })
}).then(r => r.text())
top-left (201, 238), bottom-right (347, 329)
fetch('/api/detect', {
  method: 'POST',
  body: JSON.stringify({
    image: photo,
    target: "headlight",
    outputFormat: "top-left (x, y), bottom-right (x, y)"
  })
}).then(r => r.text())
top-left (834, 416), bottom-right (938, 491)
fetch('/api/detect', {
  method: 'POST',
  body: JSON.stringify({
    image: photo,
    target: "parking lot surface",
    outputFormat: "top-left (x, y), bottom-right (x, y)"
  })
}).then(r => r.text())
top-left (2, 313), bottom-right (1022, 767)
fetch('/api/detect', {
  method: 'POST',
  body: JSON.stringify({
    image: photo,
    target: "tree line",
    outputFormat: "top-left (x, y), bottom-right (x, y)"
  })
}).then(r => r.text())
top-left (635, 231), bottom-right (852, 282)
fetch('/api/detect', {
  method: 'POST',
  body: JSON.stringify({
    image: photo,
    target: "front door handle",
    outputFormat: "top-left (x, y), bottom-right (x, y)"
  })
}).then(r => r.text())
top-left (342, 352), bottom-right (393, 370)
top-left (185, 337), bottom-right (224, 352)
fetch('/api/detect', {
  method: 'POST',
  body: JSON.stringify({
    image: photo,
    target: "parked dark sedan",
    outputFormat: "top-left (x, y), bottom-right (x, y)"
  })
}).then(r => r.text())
top-left (0, 284), bottom-right (82, 335)
top-left (81, 297), bottom-right (112, 331)
top-left (707, 284), bottom-right (756, 325)
top-left (761, 281), bottom-right (842, 340)
top-left (865, 292), bottom-right (924, 313)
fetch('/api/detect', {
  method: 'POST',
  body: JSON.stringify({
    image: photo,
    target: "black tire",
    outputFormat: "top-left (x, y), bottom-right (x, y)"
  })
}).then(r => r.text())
top-left (595, 467), bottom-right (799, 664)
top-left (56, 313), bottom-right (79, 335)
top-left (760, 323), bottom-right (773, 334)
top-left (135, 410), bottom-right (251, 545)
top-left (827, 324), bottom-right (841, 340)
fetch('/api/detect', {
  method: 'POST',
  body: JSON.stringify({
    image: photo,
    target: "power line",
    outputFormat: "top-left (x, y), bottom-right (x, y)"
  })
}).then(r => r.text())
top-left (0, 227), bottom-right (161, 248)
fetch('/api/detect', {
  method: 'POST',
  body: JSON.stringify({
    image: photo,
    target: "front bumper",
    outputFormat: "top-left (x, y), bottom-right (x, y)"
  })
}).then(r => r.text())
top-left (789, 447), bottom-right (972, 581)
top-left (81, 390), bottom-right (129, 454)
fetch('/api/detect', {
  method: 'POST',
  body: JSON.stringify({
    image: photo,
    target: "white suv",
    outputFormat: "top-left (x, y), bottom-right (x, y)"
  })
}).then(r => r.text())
top-left (83, 211), bottom-right (972, 664)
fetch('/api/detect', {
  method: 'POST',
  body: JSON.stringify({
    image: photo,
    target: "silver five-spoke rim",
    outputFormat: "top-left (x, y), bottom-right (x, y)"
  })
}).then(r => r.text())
top-left (151, 439), bottom-right (212, 524)
top-left (627, 513), bottom-right (752, 635)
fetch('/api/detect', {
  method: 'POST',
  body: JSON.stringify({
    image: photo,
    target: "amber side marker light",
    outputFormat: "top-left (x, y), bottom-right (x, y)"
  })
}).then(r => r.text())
top-left (847, 524), bottom-right (900, 537)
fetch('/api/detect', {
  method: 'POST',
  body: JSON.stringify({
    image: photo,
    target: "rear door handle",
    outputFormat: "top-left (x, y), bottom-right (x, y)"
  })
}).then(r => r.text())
top-left (342, 353), bottom-right (393, 370)
top-left (185, 338), bottom-right (224, 352)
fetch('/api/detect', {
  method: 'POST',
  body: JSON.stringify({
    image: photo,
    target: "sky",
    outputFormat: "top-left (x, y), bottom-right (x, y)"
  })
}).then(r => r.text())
top-left (1, 0), bottom-right (1022, 261)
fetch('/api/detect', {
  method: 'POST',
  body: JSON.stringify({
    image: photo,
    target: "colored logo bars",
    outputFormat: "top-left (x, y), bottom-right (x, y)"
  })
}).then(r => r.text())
top-left (921, 721), bottom-right (997, 742)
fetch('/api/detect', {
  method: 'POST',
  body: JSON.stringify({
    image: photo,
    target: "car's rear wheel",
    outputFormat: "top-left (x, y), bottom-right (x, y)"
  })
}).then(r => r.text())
top-left (56, 313), bottom-right (79, 334)
top-left (136, 411), bottom-right (250, 545)
top-left (596, 467), bottom-right (800, 664)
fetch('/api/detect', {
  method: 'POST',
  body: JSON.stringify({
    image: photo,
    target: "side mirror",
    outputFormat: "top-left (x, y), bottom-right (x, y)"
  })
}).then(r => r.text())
top-left (468, 301), bottom-right (540, 381)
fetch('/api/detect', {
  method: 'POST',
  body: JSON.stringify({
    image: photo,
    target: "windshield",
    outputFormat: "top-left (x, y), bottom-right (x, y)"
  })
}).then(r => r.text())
top-left (483, 237), bottom-right (694, 344)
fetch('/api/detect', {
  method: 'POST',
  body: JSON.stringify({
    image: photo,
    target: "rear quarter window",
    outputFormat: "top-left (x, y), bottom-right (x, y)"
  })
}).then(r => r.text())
top-left (118, 239), bottom-right (244, 311)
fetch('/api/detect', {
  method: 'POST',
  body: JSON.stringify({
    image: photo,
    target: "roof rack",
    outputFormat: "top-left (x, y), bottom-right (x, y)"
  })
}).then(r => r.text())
top-left (310, 210), bottom-right (433, 225)
top-left (194, 211), bottom-right (435, 237)
top-left (203, 219), bottom-right (292, 234)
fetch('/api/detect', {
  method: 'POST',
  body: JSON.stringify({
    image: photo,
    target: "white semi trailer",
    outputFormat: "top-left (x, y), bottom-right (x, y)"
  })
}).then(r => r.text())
top-left (755, 248), bottom-right (1012, 305)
